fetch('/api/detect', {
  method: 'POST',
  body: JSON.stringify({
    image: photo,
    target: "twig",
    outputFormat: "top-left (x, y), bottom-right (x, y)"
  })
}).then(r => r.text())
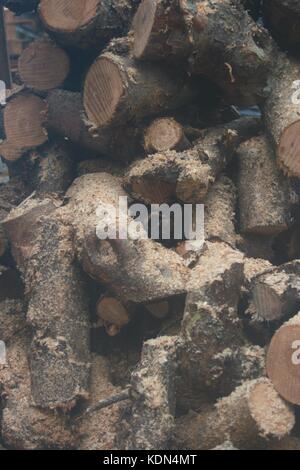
top-left (76, 388), bottom-right (131, 421)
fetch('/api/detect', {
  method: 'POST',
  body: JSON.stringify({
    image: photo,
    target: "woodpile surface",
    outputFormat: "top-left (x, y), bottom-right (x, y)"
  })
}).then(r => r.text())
top-left (1, 0), bottom-right (300, 451)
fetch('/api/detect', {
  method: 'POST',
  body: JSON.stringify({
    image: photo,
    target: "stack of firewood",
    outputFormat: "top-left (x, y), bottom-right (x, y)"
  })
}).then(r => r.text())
top-left (1, 0), bottom-right (300, 451)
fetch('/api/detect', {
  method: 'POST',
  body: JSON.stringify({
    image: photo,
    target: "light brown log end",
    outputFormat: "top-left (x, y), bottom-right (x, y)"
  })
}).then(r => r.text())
top-left (39, 0), bottom-right (100, 33)
top-left (278, 121), bottom-right (300, 179)
top-left (133, 0), bottom-right (158, 59)
top-left (144, 117), bottom-right (189, 153)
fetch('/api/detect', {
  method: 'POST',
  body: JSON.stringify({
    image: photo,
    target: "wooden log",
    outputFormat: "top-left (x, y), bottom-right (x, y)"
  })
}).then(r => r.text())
top-left (237, 136), bottom-right (292, 235)
top-left (18, 39), bottom-right (70, 92)
top-left (46, 89), bottom-right (143, 161)
top-left (263, 0), bottom-right (300, 53)
top-left (119, 336), bottom-right (181, 450)
top-left (4, 198), bottom-right (91, 410)
top-left (174, 378), bottom-right (295, 450)
top-left (125, 117), bottom-right (261, 204)
top-left (61, 173), bottom-right (190, 304)
top-left (133, 0), bottom-right (275, 105)
top-left (0, 330), bottom-right (76, 449)
top-left (83, 51), bottom-right (198, 129)
top-left (251, 261), bottom-right (300, 322)
top-left (0, 91), bottom-right (48, 162)
top-left (266, 313), bottom-right (300, 405)
top-left (0, 0), bottom-right (39, 13)
top-left (39, 0), bottom-right (138, 51)
top-left (96, 296), bottom-right (132, 336)
top-left (144, 117), bottom-right (191, 153)
top-left (263, 54), bottom-right (300, 179)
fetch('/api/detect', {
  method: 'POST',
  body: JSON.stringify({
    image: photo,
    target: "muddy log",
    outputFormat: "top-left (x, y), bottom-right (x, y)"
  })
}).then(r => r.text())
top-left (263, 0), bottom-right (300, 53)
top-left (174, 378), bottom-right (295, 450)
top-left (125, 117), bottom-right (261, 204)
top-left (119, 336), bottom-right (181, 450)
top-left (237, 136), bottom-right (292, 235)
top-left (38, 0), bottom-right (138, 51)
top-left (263, 54), bottom-right (300, 179)
top-left (18, 39), bottom-right (70, 92)
top-left (46, 89), bottom-right (143, 161)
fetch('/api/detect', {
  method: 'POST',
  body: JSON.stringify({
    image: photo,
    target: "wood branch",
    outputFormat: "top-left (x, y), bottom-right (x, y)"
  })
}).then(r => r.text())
top-left (4, 199), bottom-right (90, 410)
top-left (174, 378), bottom-right (295, 450)
top-left (144, 117), bottom-right (191, 154)
top-left (0, 0), bottom-right (39, 13)
top-left (0, 91), bottom-right (48, 162)
top-left (18, 39), bottom-right (70, 92)
top-left (251, 261), bottom-right (300, 321)
top-left (118, 336), bottom-right (181, 450)
top-left (266, 312), bottom-right (300, 405)
top-left (0, 331), bottom-right (76, 449)
top-left (133, 0), bottom-right (275, 105)
top-left (46, 89), bottom-right (143, 161)
top-left (237, 135), bottom-right (292, 235)
top-left (83, 51), bottom-right (198, 129)
top-left (126, 117), bottom-right (261, 203)
top-left (263, 0), bottom-right (300, 53)
top-left (263, 54), bottom-right (300, 178)
top-left (38, 0), bottom-right (138, 51)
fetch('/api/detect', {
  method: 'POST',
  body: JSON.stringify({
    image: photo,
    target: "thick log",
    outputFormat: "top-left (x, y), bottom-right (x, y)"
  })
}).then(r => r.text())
top-left (174, 378), bottom-right (295, 450)
top-left (251, 261), bottom-right (300, 321)
top-left (0, 91), bottom-right (48, 162)
top-left (61, 173), bottom-right (190, 304)
top-left (39, 0), bottom-right (138, 51)
top-left (237, 136), bottom-right (292, 235)
top-left (0, 0), bottom-right (39, 13)
top-left (4, 198), bottom-right (91, 410)
top-left (46, 89), bottom-right (143, 161)
top-left (119, 336), bottom-right (181, 450)
top-left (18, 39), bottom-right (70, 92)
top-left (263, 54), bottom-right (300, 178)
top-left (133, 0), bottom-right (275, 105)
top-left (125, 117), bottom-right (261, 203)
top-left (144, 117), bottom-right (191, 153)
top-left (266, 312), bottom-right (300, 405)
top-left (83, 51), bottom-right (198, 129)
top-left (263, 0), bottom-right (300, 53)
top-left (0, 331), bottom-right (76, 449)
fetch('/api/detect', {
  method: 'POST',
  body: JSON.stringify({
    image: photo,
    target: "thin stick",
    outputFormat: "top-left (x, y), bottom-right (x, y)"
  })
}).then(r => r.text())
top-left (76, 389), bottom-right (131, 421)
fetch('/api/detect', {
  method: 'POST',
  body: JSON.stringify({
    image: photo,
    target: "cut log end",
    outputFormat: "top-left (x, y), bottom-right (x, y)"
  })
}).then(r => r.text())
top-left (83, 56), bottom-right (123, 128)
top-left (130, 178), bottom-right (176, 204)
top-left (39, 0), bottom-right (100, 33)
top-left (96, 297), bottom-right (130, 336)
top-left (267, 320), bottom-right (300, 406)
top-left (278, 121), bottom-right (300, 178)
top-left (253, 283), bottom-right (283, 321)
top-left (144, 118), bottom-right (187, 153)
top-left (133, 0), bottom-right (157, 59)
top-left (18, 40), bottom-right (70, 92)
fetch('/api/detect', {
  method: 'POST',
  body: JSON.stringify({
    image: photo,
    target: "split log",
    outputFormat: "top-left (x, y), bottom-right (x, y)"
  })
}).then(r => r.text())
top-left (174, 378), bottom-right (295, 450)
top-left (181, 241), bottom-right (265, 397)
top-left (251, 260), bottom-right (300, 322)
top-left (133, 0), bottom-right (275, 105)
top-left (144, 117), bottom-right (191, 153)
top-left (125, 117), bottom-right (261, 204)
top-left (263, 54), bottom-right (300, 178)
top-left (263, 0), bottom-right (300, 53)
top-left (4, 198), bottom-right (91, 410)
top-left (237, 136), bottom-right (292, 235)
top-left (0, 91), bottom-right (48, 162)
top-left (46, 89), bottom-right (143, 161)
top-left (83, 51), bottom-right (198, 129)
top-left (119, 336), bottom-right (181, 450)
top-left (0, 0), bottom-right (39, 13)
top-left (18, 39), bottom-right (70, 92)
top-left (266, 312), bottom-right (300, 405)
top-left (61, 173), bottom-right (190, 304)
top-left (0, 330), bottom-right (76, 449)
top-left (39, 0), bottom-right (138, 51)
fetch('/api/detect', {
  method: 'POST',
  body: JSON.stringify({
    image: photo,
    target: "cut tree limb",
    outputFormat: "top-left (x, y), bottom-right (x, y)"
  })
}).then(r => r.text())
top-left (144, 117), bottom-right (191, 153)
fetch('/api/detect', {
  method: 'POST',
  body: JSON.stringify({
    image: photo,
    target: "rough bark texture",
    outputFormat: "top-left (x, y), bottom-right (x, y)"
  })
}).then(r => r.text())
top-left (125, 117), bottom-right (261, 204)
top-left (39, 0), bottom-right (138, 51)
top-left (173, 378), bottom-right (295, 450)
top-left (46, 89), bottom-right (143, 161)
top-left (119, 336), bottom-right (181, 450)
top-left (237, 136), bottom-right (292, 235)
top-left (263, 54), bottom-right (300, 178)
top-left (263, 0), bottom-right (300, 53)
top-left (4, 199), bottom-right (91, 410)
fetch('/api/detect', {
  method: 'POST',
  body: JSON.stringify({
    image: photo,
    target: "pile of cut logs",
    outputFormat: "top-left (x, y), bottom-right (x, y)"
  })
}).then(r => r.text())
top-left (1, 0), bottom-right (300, 451)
